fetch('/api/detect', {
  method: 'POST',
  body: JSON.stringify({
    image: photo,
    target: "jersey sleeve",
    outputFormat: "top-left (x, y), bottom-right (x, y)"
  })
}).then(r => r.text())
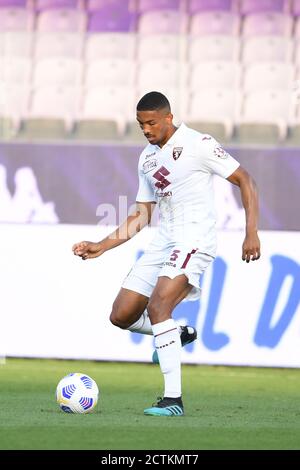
top-left (136, 160), bottom-right (156, 202)
top-left (199, 136), bottom-right (240, 179)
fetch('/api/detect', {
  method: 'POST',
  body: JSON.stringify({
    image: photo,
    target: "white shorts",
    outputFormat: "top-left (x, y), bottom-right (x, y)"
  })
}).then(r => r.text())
top-left (122, 244), bottom-right (214, 301)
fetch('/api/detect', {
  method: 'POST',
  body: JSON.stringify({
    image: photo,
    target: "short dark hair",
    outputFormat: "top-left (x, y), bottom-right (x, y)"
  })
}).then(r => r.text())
top-left (137, 91), bottom-right (171, 112)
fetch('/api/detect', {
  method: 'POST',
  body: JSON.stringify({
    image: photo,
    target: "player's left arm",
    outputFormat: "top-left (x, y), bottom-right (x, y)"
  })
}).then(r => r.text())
top-left (227, 166), bottom-right (261, 263)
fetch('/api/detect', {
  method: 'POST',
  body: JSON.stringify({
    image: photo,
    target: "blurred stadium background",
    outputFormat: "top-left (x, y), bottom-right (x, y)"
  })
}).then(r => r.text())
top-left (0, 0), bottom-right (300, 143)
top-left (1, 0), bottom-right (300, 452)
top-left (0, 0), bottom-right (300, 368)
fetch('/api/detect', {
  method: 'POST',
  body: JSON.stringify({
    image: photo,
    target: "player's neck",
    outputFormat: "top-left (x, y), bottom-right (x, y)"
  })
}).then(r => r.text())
top-left (158, 125), bottom-right (178, 148)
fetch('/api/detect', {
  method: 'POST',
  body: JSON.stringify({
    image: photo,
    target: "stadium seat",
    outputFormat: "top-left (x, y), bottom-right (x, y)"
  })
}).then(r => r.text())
top-left (0, 7), bottom-right (35, 31)
top-left (238, 90), bottom-right (293, 142)
top-left (36, 8), bottom-right (86, 32)
top-left (242, 36), bottom-right (293, 64)
top-left (293, 0), bottom-right (300, 16)
top-left (87, 9), bottom-right (137, 32)
top-left (86, 0), bottom-right (134, 12)
top-left (137, 34), bottom-right (183, 61)
top-left (137, 59), bottom-right (180, 90)
top-left (75, 86), bottom-right (135, 139)
top-left (35, 0), bottom-right (81, 11)
top-left (138, 10), bottom-right (186, 34)
top-left (0, 57), bottom-right (32, 85)
top-left (190, 11), bottom-right (240, 35)
top-left (0, 32), bottom-right (33, 58)
top-left (84, 33), bottom-right (136, 61)
top-left (189, 61), bottom-right (241, 91)
top-left (23, 85), bottom-right (81, 139)
top-left (0, 0), bottom-right (28, 7)
top-left (188, 35), bottom-right (240, 62)
top-left (0, 84), bottom-right (30, 138)
top-left (243, 62), bottom-right (294, 92)
top-left (33, 57), bottom-right (83, 87)
top-left (138, 0), bottom-right (181, 12)
top-left (188, 0), bottom-right (239, 14)
top-left (242, 13), bottom-right (293, 37)
top-left (185, 88), bottom-right (240, 140)
top-left (240, 0), bottom-right (290, 15)
top-left (75, 118), bottom-right (120, 140)
top-left (34, 32), bottom-right (84, 59)
top-left (85, 58), bottom-right (135, 88)
top-left (0, 0), bottom-right (32, 8)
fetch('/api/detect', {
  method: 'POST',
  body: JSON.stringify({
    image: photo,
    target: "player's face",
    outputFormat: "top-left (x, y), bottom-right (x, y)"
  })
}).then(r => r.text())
top-left (136, 109), bottom-right (174, 147)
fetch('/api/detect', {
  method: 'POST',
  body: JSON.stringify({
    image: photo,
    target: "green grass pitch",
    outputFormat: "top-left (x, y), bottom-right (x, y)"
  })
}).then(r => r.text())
top-left (0, 358), bottom-right (300, 450)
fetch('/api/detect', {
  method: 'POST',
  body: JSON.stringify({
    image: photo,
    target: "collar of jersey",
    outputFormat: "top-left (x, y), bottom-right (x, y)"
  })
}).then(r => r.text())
top-left (154, 122), bottom-right (186, 150)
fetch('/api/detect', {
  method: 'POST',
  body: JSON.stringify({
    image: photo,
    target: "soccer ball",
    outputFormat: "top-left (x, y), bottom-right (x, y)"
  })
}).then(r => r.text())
top-left (56, 373), bottom-right (99, 414)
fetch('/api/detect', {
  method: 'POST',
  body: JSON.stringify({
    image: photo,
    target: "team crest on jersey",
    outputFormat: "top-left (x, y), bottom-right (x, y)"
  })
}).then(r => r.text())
top-left (214, 146), bottom-right (229, 159)
top-left (173, 147), bottom-right (183, 160)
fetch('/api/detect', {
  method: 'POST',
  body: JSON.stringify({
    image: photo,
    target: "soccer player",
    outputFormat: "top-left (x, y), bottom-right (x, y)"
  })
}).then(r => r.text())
top-left (72, 92), bottom-right (261, 417)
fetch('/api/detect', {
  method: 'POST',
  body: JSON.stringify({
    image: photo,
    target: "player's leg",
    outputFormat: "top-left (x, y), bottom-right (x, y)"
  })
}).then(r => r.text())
top-left (114, 249), bottom-right (162, 335)
top-left (110, 284), bottom-right (197, 339)
top-left (116, 248), bottom-right (198, 342)
top-left (109, 287), bottom-right (149, 331)
top-left (144, 274), bottom-right (192, 416)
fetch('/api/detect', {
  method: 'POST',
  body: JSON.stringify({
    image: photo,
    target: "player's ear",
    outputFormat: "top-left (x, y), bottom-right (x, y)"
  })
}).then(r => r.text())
top-left (166, 112), bottom-right (173, 123)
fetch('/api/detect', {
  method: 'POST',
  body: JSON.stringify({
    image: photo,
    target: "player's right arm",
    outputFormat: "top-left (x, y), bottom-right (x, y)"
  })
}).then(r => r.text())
top-left (72, 201), bottom-right (155, 260)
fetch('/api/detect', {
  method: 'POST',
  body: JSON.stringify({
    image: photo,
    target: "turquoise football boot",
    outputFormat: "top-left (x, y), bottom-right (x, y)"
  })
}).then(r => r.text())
top-left (144, 396), bottom-right (184, 416)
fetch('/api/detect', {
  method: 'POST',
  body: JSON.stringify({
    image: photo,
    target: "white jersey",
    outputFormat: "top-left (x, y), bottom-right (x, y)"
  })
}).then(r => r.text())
top-left (136, 123), bottom-right (240, 257)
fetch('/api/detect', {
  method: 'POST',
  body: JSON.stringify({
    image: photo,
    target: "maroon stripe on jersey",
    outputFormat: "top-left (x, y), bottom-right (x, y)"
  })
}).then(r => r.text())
top-left (181, 249), bottom-right (197, 269)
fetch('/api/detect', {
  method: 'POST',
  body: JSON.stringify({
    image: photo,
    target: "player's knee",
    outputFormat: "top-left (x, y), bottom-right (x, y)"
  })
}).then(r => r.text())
top-left (109, 309), bottom-right (129, 329)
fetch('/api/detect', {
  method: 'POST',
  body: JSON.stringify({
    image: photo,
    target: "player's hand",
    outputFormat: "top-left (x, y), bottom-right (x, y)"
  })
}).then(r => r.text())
top-left (72, 241), bottom-right (106, 260)
top-left (242, 232), bottom-right (261, 263)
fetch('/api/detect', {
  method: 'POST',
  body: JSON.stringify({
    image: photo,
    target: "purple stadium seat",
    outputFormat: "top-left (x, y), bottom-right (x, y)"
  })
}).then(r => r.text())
top-left (35, 0), bottom-right (80, 11)
top-left (37, 9), bottom-right (86, 33)
top-left (86, 0), bottom-right (134, 12)
top-left (0, 8), bottom-right (34, 31)
top-left (243, 13), bottom-right (293, 37)
top-left (240, 0), bottom-right (290, 15)
top-left (88, 9), bottom-right (137, 32)
top-left (138, 0), bottom-right (181, 12)
top-left (293, 0), bottom-right (300, 16)
top-left (189, 0), bottom-right (238, 14)
top-left (0, 0), bottom-right (27, 7)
